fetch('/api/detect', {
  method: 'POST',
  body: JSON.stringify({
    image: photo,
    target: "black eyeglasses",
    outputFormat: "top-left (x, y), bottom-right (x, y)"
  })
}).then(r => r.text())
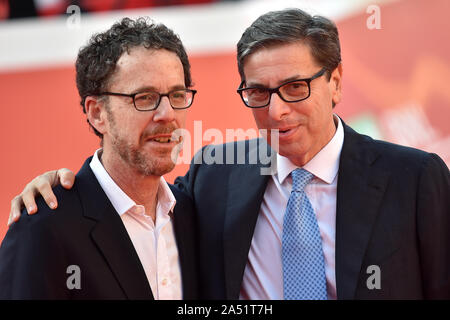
top-left (99, 88), bottom-right (197, 111)
top-left (237, 68), bottom-right (327, 108)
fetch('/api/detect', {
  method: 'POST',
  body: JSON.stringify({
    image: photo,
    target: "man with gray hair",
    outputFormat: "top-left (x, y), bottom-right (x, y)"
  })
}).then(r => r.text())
top-left (8, 9), bottom-right (450, 299)
top-left (178, 8), bottom-right (449, 299)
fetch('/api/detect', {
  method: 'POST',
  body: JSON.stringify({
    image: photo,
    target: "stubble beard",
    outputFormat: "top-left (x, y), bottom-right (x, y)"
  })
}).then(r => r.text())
top-left (113, 136), bottom-right (176, 177)
top-left (107, 112), bottom-right (178, 177)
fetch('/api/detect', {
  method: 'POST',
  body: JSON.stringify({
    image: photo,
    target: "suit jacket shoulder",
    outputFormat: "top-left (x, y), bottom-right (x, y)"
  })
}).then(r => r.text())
top-left (0, 158), bottom-right (153, 299)
top-left (0, 184), bottom-right (87, 299)
top-left (337, 123), bottom-right (450, 299)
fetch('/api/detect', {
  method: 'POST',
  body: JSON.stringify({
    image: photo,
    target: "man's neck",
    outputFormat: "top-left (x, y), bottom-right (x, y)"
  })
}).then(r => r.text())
top-left (99, 149), bottom-right (160, 222)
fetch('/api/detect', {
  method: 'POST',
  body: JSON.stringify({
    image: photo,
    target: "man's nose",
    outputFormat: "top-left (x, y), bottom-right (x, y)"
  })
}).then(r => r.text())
top-left (267, 92), bottom-right (290, 121)
top-left (153, 96), bottom-right (175, 122)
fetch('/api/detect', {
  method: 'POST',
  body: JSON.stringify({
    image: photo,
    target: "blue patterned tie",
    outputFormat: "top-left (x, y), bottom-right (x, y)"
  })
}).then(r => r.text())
top-left (282, 168), bottom-right (327, 300)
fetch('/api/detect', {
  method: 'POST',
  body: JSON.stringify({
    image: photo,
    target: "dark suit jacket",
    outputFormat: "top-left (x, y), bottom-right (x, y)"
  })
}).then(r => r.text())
top-left (0, 157), bottom-right (198, 299)
top-left (175, 121), bottom-right (450, 299)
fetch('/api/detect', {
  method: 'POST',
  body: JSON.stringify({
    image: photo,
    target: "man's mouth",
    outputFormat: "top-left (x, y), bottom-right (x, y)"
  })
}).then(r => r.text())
top-left (277, 126), bottom-right (296, 133)
top-left (145, 134), bottom-right (182, 144)
top-left (149, 137), bottom-right (172, 143)
top-left (272, 126), bottom-right (298, 139)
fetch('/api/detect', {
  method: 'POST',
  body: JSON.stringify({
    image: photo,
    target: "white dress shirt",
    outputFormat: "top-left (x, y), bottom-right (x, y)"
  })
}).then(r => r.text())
top-left (89, 149), bottom-right (182, 300)
top-left (240, 115), bottom-right (344, 300)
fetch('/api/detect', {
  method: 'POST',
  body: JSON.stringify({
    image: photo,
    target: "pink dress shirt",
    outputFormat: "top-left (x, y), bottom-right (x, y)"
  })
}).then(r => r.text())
top-left (89, 149), bottom-right (182, 300)
top-left (240, 115), bottom-right (344, 300)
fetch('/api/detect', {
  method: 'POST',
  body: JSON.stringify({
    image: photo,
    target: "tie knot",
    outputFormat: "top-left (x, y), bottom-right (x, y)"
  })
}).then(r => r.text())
top-left (291, 168), bottom-right (313, 191)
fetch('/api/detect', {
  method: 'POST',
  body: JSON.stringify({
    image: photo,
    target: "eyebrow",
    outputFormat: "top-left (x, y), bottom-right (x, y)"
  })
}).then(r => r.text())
top-left (246, 75), bottom-right (303, 88)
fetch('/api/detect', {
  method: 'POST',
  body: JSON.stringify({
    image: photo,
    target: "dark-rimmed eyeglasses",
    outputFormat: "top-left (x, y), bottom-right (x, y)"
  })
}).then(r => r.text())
top-left (237, 68), bottom-right (327, 108)
top-left (99, 88), bottom-right (197, 111)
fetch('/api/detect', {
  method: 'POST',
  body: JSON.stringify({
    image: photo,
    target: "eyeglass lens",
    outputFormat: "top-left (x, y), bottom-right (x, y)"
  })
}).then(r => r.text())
top-left (241, 80), bottom-right (309, 107)
top-left (134, 90), bottom-right (193, 110)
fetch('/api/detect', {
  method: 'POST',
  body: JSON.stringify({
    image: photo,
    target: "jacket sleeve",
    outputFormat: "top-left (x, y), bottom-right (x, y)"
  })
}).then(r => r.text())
top-left (0, 209), bottom-right (69, 299)
top-left (416, 153), bottom-right (450, 299)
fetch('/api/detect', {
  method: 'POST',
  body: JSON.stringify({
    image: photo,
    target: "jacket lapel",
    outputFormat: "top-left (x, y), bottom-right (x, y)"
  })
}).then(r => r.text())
top-left (223, 139), bottom-right (272, 299)
top-left (170, 185), bottom-right (198, 299)
top-left (335, 124), bottom-right (390, 299)
top-left (76, 159), bottom-right (154, 300)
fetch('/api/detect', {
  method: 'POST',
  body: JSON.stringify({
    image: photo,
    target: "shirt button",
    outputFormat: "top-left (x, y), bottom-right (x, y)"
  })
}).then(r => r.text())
top-left (161, 278), bottom-right (168, 286)
top-left (136, 207), bottom-right (144, 214)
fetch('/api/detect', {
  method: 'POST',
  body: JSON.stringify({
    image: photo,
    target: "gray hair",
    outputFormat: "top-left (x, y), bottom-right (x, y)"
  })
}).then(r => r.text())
top-left (237, 8), bottom-right (341, 81)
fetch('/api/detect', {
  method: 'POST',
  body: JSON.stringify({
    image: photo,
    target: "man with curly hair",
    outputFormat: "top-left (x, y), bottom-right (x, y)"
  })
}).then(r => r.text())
top-left (0, 18), bottom-right (198, 300)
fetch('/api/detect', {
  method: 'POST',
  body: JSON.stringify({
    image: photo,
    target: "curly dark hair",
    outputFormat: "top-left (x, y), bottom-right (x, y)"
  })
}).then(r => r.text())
top-left (75, 17), bottom-right (192, 138)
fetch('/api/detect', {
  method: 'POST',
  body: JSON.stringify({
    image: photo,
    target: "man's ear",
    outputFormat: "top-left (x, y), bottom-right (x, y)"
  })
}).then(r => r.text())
top-left (330, 63), bottom-right (343, 107)
top-left (84, 96), bottom-right (108, 135)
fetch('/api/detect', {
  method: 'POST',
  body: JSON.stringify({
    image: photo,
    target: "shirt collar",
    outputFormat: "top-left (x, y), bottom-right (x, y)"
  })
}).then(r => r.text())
top-left (89, 149), bottom-right (176, 217)
top-left (157, 173), bottom-right (177, 216)
top-left (276, 114), bottom-right (344, 185)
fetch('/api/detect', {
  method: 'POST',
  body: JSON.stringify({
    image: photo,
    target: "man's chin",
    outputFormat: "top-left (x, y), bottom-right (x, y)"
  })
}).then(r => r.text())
top-left (137, 157), bottom-right (176, 177)
top-left (275, 144), bottom-right (302, 159)
top-left (151, 162), bottom-right (176, 177)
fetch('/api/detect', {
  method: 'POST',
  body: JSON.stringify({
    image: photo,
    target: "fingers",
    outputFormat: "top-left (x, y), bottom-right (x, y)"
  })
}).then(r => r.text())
top-left (57, 168), bottom-right (75, 189)
top-left (8, 195), bottom-right (24, 227)
top-left (32, 172), bottom-right (59, 211)
top-left (6, 168), bottom-right (72, 227)
top-left (21, 180), bottom-right (40, 215)
top-left (21, 171), bottom-right (59, 216)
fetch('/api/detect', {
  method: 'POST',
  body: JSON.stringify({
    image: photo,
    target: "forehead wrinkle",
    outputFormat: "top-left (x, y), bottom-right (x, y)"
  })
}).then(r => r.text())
top-left (131, 84), bottom-right (186, 94)
top-left (108, 48), bottom-right (184, 93)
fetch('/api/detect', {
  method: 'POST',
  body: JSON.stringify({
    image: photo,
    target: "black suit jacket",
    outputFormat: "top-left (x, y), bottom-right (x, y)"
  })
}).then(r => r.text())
top-left (0, 157), bottom-right (198, 299)
top-left (175, 121), bottom-right (450, 299)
